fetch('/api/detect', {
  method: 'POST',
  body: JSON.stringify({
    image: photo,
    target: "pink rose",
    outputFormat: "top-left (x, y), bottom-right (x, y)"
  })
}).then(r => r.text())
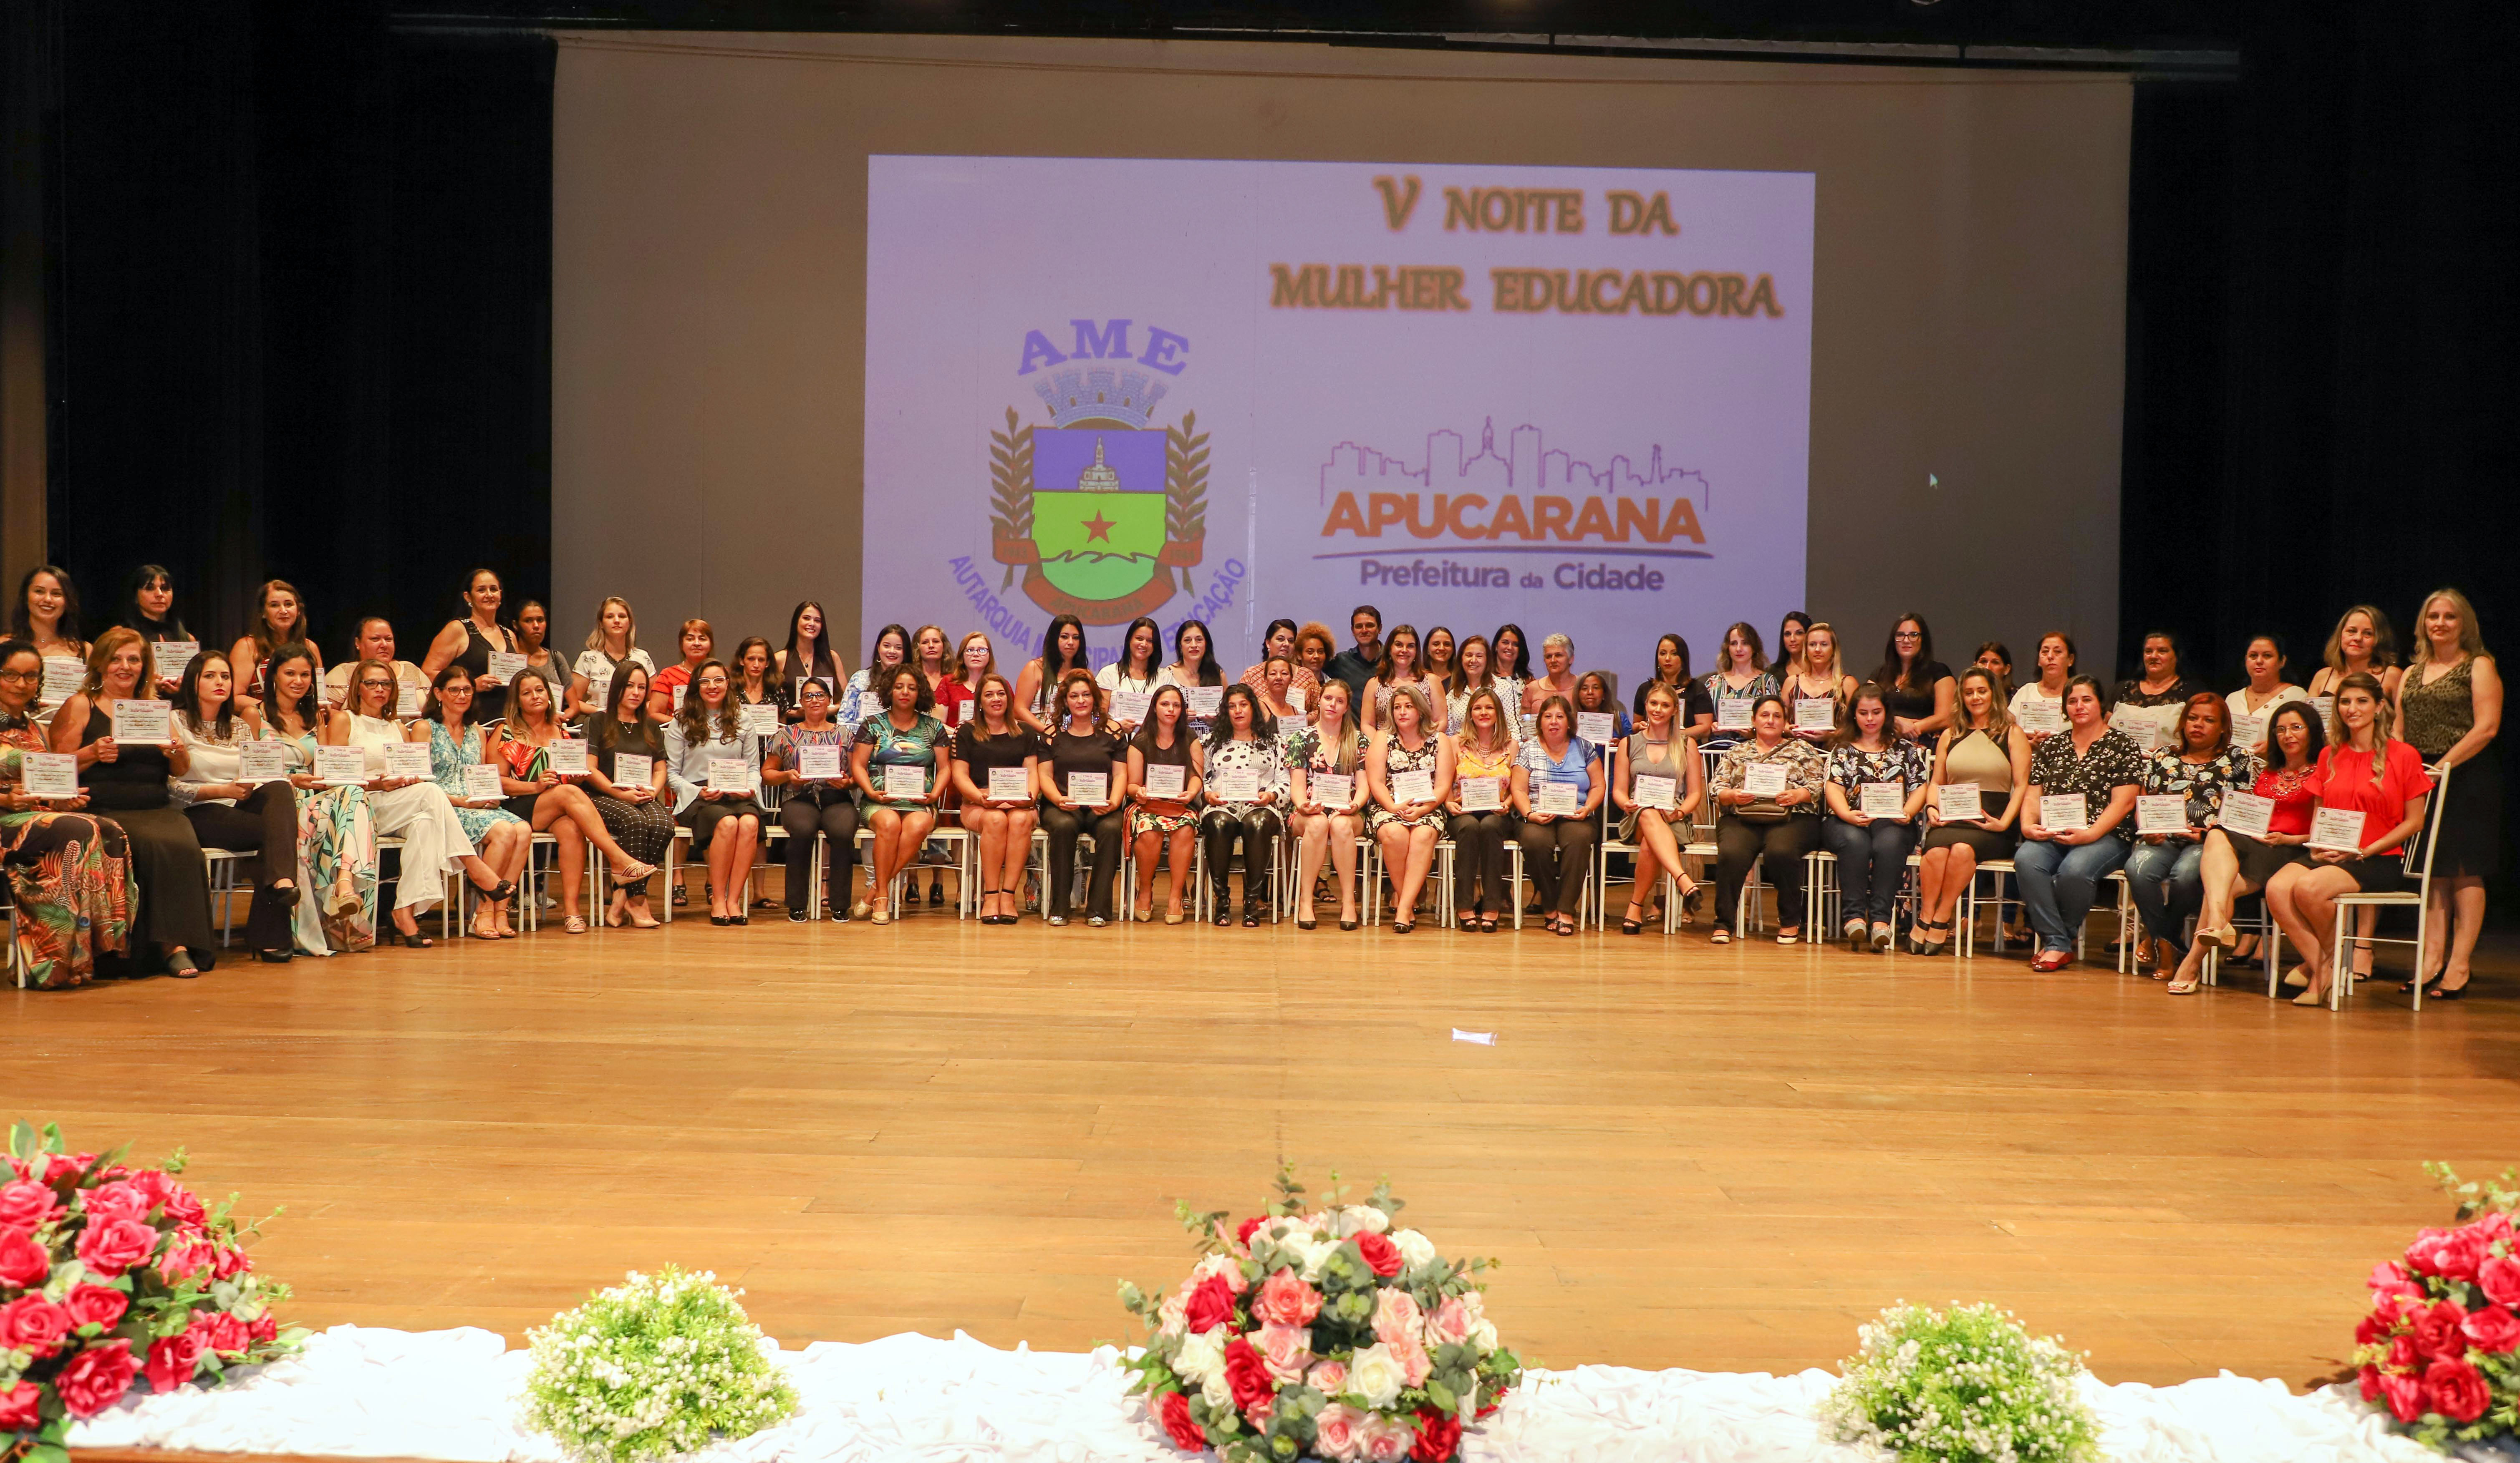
top-left (1354, 1231), bottom-right (1404, 1279)
top-left (146, 1330), bottom-right (209, 1394)
top-left (0, 1180), bottom-right (58, 1229)
top-left (1309, 1359), bottom-right (1349, 1395)
top-left (2478, 1256), bottom-right (2520, 1307)
top-left (2380, 1368), bottom-right (2428, 1423)
top-left (1425, 1295), bottom-right (1475, 1348)
top-left (1314, 1403), bottom-right (1365, 1462)
top-left (2462, 1304), bottom-right (2520, 1354)
top-left (0, 1295), bottom-right (73, 1357)
top-left (64, 1283), bottom-right (129, 1331)
top-left (0, 1226), bottom-right (48, 1287)
top-left (80, 1180), bottom-right (152, 1224)
top-left (2425, 1227), bottom-right (2491, 1283)
top-left (162, 1188), bottom-right (207, 1230)
top-left (1183, 1272), bottom-right (1239, 1334)
top-left (1392, 1335), bottom-right (1433, 1387)
top-left (158, 1238), bottom-right (216, 1284)
top-left (1256, 1322), bottom-right (1313, 1382)
top-left (75, 1216), bottom-right (159, 1279)
top-left (0, 1380), bottom-right (39, 1431)
top-left (196, 1309), bottom-right (252, 1356)
top-left (1360, 1413), bottom-right (1416, 1463)
top-left (2427, 1357), bottom-right (2491, 1424)
top-left (1254, 1268), bottom-right (1324, 1327)
top-left (213, 1242), bottom-right (251, 1279)
top-left (2412, 1299), bottom-right (2470, 1360)
top-left (1371, 1288), bottom-right (1424, 1347)
top-left (2406, 1228), bottom-right (2454, 1275)
top-left (55, 1339), bottom-right (138, 1418)
top-left (2368, 1260), bottom-right (2424, 1301)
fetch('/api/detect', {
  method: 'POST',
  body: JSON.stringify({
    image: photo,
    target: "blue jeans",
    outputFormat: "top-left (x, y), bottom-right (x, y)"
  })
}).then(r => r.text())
top-left (2123, 839), bottom-right (2205, 954)
top-left (2013, 836), bottom-right (2130, 953)
top-left (1819, 816), bottom-right (1918, 925)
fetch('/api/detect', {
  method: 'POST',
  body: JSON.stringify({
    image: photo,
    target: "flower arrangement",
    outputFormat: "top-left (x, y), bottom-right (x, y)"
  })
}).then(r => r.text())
top-left (2352, 1164), bottom-right (2520, 1451)
top-left (520, 1267), bottom-right (797, 1463)
top-left (2, 1121), bottom-right (299, 1463)
top-left (1818, 1301), bottom-right (2102, 1463)
top-left (1116, 1168), bottom-right (1522, 1463)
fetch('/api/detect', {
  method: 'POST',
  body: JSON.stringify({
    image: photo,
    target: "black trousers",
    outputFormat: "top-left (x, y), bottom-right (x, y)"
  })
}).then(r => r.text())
top-left (777, 789), bottom-right (858, 913)
top-left (1446, 811), bottom-right (1512, 912)
top-left (184, 782), bottom-right (300, 955)
top-left (1818, 816), bottom-right (1918, 925)
top-left (1040, 804), bottom-right (1126, 919)
top-left (1715, 815), bottom-right (1819, 932)
top-left (1515, 817), bottom-right (1597, 917)
top-left (1201, 805), bottom-right (1285, 906)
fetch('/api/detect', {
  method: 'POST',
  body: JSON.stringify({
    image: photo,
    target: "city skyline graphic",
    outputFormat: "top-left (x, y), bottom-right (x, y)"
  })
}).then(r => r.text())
top-left (1317, 418), bottom-right (1711, 509)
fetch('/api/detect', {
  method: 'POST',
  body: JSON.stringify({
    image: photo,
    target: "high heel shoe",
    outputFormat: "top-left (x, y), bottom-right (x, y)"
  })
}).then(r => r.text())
top-left (1620, 902), bottom-right (1646, 936)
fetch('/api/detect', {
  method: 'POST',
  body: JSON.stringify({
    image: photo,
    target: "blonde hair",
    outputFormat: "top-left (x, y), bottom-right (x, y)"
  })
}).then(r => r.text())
top-left (1458, 687), bottom-right (1516, 754)
top-left (2327, 670), bottom-right (2394, 783)
top-left (1312, 680), bottom-right (1363, 775)
top-left (1949, 666), bottom-right (2015, 743)
top-left (583, 596), bottom-right (639, 654)
top-left (2415, 588), bottom-right (2489, 663)
top-left (82, 627), bottom-right (154, 698)
top-left (1802, 621), bottom-right (1843, 682)
top-left (1385, 682), bottom-right (1435, 737)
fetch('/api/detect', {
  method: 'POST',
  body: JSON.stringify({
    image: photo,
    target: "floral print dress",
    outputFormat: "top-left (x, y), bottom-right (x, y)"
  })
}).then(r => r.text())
top-left (428, 720), bottom-right (527, 844)
top-left (266, 725), bottom-right (378, 954)
top-left (1, 720), bottom-right (136, 988)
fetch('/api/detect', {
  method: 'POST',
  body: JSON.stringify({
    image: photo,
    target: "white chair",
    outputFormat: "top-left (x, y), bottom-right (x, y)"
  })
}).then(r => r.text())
top-left (2327, 762), bottom-right (2450, 1010)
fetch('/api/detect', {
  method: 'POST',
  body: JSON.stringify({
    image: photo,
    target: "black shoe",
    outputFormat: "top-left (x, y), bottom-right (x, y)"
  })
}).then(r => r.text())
top-left (1213, 903), bottom-right (1233, 927)
top-left (710, 914), bottom-right (732, 926)
top-left (1339, 918), bottom-right (1359, 932)
top-left (1242, 905), bottom-right (1261, 927)
top-left (902, 883), bottom-right (922, 907)
top-left (256, 948), bottom-right (293, 964)
top-left (788, 909), bottom-right (809, 922)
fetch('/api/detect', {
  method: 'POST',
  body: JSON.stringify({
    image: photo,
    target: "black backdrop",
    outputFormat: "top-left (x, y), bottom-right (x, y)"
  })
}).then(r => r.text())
top-left (36, 3), bottom-right (2520, 906)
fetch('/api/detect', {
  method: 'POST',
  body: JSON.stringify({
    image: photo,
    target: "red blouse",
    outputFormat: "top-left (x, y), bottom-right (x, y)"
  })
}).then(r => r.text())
top-left (2311, 740), bottom-right (2433, 853)
top-left (2248, 764), bottom-right (2322, 837)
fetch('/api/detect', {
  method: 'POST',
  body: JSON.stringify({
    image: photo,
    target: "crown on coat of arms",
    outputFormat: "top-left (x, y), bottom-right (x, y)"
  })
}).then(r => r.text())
top-left (1033, 365), bottom-right (1168, 428)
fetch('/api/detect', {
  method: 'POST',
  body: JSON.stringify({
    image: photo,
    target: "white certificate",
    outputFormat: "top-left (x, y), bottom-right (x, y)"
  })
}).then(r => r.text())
top-left (1309, 772), bottom-right (1353, 807)
top-left (547, 738), bottom-right (589, 776)
top-left (881, 763), bottom-right (927, 799)
top-left (18, 751), bottom-right (78, 798)
top-left (154, 640), bottom-right (201, 682)
top-left (611, 751), bottom-right (654, 789)
top-left (1184, 685), bottom-right (1224, 718)
top-left (2015, 697), bottom-right (2064, 734)
top-left (1576, 710), bottom-right (1616, 744)
top-left (2135, 793), bottom-right (2188, 836)
top-left (463, 764), bottom-right (504, 802)
top-left (1715, 699), bottom-right (1755, 731)
top-left (670, 683), bottom-right (687, 712)
top-left (1286, 687), bottom-right (1307, 713)
top-left (1794, 698), bottom-right (1835, 733)
top-left (1111, 689), bottom-right (1151, 725)
top-left (110, 699), bottom-right (172, 745)
top-left (1142, 762), bottom-right (1185, 800)
top-left (738, 703), bottom-right (780, 737)
top-left (1066, 771), bottom-right (1110, 805)
top-left (797, 744), bottom-right (842, 781)
top-left (1859, 782), bottom-right (1906, 818)
top-left (382, 743), bottom-right (434, 781)
top-left (2218, 790), bottom-right (2275, 840)
top-left (237, 741), bottom-right (288, 784)
top-left (2313, 695), bottom-right (2336, 733)
top-left (848, 690), bottom-right (878, 723)
top-left (2230, 712), bottom-right (2267, 748)
top-left (484, 651), bottom-right (526, 683)
top-left (41, 657), bottom-right (86, 703)
top-left (1392, 768), bottom-right (1435, 804)
top-left (323, 679), bottom-right (349, 708)
top-left (2309, 806), bottom-right (2366, 854)
top-left (396, 685), bottom-right (425, 719)
top-left (2039, 793), bottom-right (2091, 832)
top-left (1632, 774), bottom-right (1677, 812)
top-left (1741, 761), bottom-right (1790, 798)
top-left (2108, 706), bottom-right (2158, 751)
top-left (1534, 779), bottom-right (1581, 816)
top-left (1210, 767), bottom-right (1261, 803)
top-left (988, 765), bottom-right (1033, 802)
top-left (315, 746), bottom-right (368, 786)
top-left (706, 757), bottom-right (752, 795)
top-left (1459, 775), bottom-right (1504, 812)
top-left (1936, 782), bottom-right (1983, 823)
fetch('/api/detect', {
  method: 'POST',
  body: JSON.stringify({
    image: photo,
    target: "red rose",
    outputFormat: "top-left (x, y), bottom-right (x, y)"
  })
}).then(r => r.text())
top-left (2379, 1369), bottom-right (2428, 1423)
top-left (127, 1170), bottom-right (177, 1207)
top-left (2479, 1256), bottom-right (2520, 1307)
top-left (55, 1339), bottom-right (138, 1418)
top-left (2359, 1365), bottom-right (2382, 1402)
top-left (1222, 1337), bottom-right (1276, 1411)
top-left (0, 1227), bottom-right (47, 1287)
top-left (146, 1330), bottom-right (209, 1394)
top-left (197, 1309), bottom-right (252, 1356)
top-left (1183, 1272), bottom-right (1239, 1334)
top-left (163, 1187), bottom-right (207, 1229)
top-left (249, 1313), bottom-right (278, 1346)
top-left (1236, 1216), bottom-right (1267, 1249)
top-left (0, 1180), bottom-right (58, 1229)
top-left (2412, 1299), bottom-right (2470, 1360)
top-left (0, 1294), bottom-right (73, 1357)
top-left (2462, 1304), bottom-right (2520, 1355)
top-left (159, 1237), bottom-right (215, 1284)
top-left (214, 1242), bottom-right (251, 1279)
top-left (65, 1283), bottom-right (129, 1331)
top-left (80, 1180), bottom-right (152, 1224)
top-left (1354, 1231), bottom-right (1403, 1278)
top-left (1156, 1389), bottom-right (1207, 1452)
top-left (74, 1216), bottom-right (159, 1279)
top-left (2430, 1228), bottom-right (2491, 1283)
top-left (2427, 1357), bottom-right (2491, 1424)
top-left (0, 1380), bottom-right (40, 1430)
top-left (2386, 1334), bottom-right (2418, 1370)
top-left (42, 1153), bottom-right (87, 1185)
top-left (2355, 1309), bottom-right (2392, 1347)
top-left (1411, 1405), bottom-right (1464, 1462)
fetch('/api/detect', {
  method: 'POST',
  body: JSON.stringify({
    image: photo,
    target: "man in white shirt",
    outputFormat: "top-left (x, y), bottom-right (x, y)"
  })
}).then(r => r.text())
top-left (323, 618), bottom-right (430, 700)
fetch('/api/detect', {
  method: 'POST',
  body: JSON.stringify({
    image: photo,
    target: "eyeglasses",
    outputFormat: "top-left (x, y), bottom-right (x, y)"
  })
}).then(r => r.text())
top-left (1895, 631), bottom-right (1922, 641)
top-left (0, 670), bottom-right (36, 684)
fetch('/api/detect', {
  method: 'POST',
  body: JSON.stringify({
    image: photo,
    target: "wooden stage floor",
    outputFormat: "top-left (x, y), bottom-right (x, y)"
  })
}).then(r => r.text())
top-left (10, 904), bottom-right (2515, 1389)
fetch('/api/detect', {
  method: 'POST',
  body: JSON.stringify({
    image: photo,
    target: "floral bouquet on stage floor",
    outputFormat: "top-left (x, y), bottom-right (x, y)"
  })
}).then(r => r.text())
top-left (2, 1122), bottom-right (300, 1463)
top-left (2353, 1165), bottom-right (2520, 1452)
top-left (1117, 1168), bottom-right (1522, 1463)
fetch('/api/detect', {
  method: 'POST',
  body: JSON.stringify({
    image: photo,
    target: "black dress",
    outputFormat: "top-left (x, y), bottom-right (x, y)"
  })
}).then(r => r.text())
top-left (1882, 661), bottom-right (1953, 728)
top-left (76, 703), bottom-right (216, 963)
top-left (457, 619), bottom-right (522, 723)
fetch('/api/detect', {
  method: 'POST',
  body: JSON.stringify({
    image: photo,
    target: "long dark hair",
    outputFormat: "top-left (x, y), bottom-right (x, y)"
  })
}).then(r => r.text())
top-left (865, 622), bottom-right (911, 674)
top-left (1491, 622), bottom-right (1533, 680)
top-left (593, 665), bottom-right (662, 755)
top-left (12, 565), bottom-right (81, 643)
top-left (674, 658), bottom-right (741, 743)
top-left (1038, 614), bottom-right (1089, 680)
top-left (1873, 613), bottom-right (1935, 691)
top-left (121, 564), bottom-right (191, 640)
top-left (1131, 683), bottom-right (1191, 756)
top-left (1652, 632), bottom-right (1692, 687)
top-left (1171, 619), bottom-right (1222, 685)
top-left (1204, 682), bottom-right (1279, 748)
top-left (263, 642), bottom-right (324, 734)
top-left (784, 601), bottom-right (838, 682)
top-left (176, 650), bottom-right (238, 740)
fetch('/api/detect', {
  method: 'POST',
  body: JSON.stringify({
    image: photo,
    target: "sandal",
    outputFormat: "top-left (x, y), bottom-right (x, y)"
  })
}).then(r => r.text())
top-left (1710, 926), bottom-right (1731, 945)
top-left (2167, 974), bottom-right (2200, 995)
top-left (1478, 916), bottom-right (1498, 933)
top-left (1621, 901), bottom-right (1647, 936)
top-left (564, 915), bottom-right (587, 934)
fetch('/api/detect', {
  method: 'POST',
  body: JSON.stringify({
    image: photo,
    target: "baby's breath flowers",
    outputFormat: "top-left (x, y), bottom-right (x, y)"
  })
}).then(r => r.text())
top-left (520, 1267), bottom-right (795, 1463)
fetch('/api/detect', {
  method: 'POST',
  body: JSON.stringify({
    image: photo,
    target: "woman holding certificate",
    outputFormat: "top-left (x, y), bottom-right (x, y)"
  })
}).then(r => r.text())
top-left (1196, 685), bottom-right (1286, 927)
top-left (339, 660), bottom-right (515, 947)
top-left (1699, 624), bottom-right (1778, 749)
top-left (1164, 620), bottom-right (1228, 740)
top-left (773, 601), bottom-right (845, 723)
top-left (2176, 701), bottom-right (2323, 991)
top-left (936, 632), bottom-right (995, 731)
top-left (2006, 632), bottom-right (2077, 743)
top-left (2265, 672), bottom-right (2433, 1006)
top-left (851, 664), bottom-right (949, 926)
top-left (1037, 670), bottom-right (1127, 927)
top-left (1510, 693), bottom-right (1601, 936)
top-left (1572, 672), bottom-right (1632, 743)
top-left (2394, 589), bottom-right (2499, 1000)
top-left (1820, 686), bottom-right (1931, 951)
top-left (570, 597), bottom-right (654, 721)
top-left (951, 673), bottom-right (1042, 926)
top-left (664, 660), bottom-right (765, 926)
top-left (1290, 679), bottom-right (1370, 931)
top-left (1097, 617), bottom-right (1164, 736)
top-left (169, 652), bottom-right (301, 963)
top-left (258, 645), bottom-right (378, 954)
top-left (418, 665), bottom-right (533, 940)
top-left (120, 565), bottom-right (196, 696)
top-left (1125, 684), bottom-right (1202, 924)
top-left (2106, 632), bottom-right (2195, 752)
top-left (1239, 619), bottom-right (1322, 711)
top-left (1783, 623), bottom-right (1857, 745)
top-left (498, 670), bottom-right (656, 934)
top-left (2224, 635), bottom-right (2309, 756)
top-left (1446, 687), bottom-right (1524, 932)
top-left (841, 624), bottom-right (911, 735)
top-left (420, 568), bottom-right (526, 724)
top-left (2015, 676), bottom-right (2145, 972)
top-left (764, 677), bottom-right (860, 922)
top-left (1873, 615), bottom-right (1955, 741)
top-left (228, 579), bottom-right (318, 705)
top-left (1913, 668), bottom-right (2031, 955)
top-left (17, 566), bottom-right (90, 711)
top-left (648, 620), bottom-right (716, 725)
top-left (1254, 656), bottom-right (1305, 728)
top-left (1706, 696), bottom-right (1825, 945)
top-left (586, 667), bottom-right (674, 928)
top-left (1016, 614), bottom-right (1090, 733)
top-left (1367, 684), bottom-right (1453, 933)
top-left (1608, 682), bottom-right (1703, 937)
top-left (53, 629), bottom-right (214, 976)
top-left (0, 637), bottom-right (135, 989)
top-left (2124, 695), bottom-right (2259, 986)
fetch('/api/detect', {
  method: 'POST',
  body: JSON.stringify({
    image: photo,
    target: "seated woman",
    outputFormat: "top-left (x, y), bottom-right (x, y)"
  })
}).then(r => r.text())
top-left (332, 662), bottom-right (513, 944)
top-left (417, 663), bottom-right (534, 940)
top-left (1607, 682), bottom-right (1704, 936)
top-left (1197, 684), bottom-right (1286, 927)
top-left (1367, 683), bottom-right (1454, 933)
top-left (2265, 671), bottom-right (2432, 1007)
top-left (2225, 634), bottom-right (2308, 757)
top-left (1511, 692), bottom-right (1603, 936)
top-left (763, 677), bottom-right (860, 922)
top-left (1037, 670), bottom-right (1127, 927)
top-left (1572, 671), bottom-right (1632, 743)
top-left (1632, 633), bottom-right (1715, 744)
top-left (1913, 667), bottom-right (2029, 955)
top-left (1519, 633), bottom-right (1580, 723)
top-left (1699, 622), bottom-right (1778, 748)
top-left (951, 672), bottom-right (1041, 925)
top-left (1706, 695), bottom-right (1826, 944)
top-left (1784, 622), bottom-right (1857, 744)
top-left (1097, 617), bottom-right (1165, 738)
top-left (2176, 700), bottom-right (2322, 991)
top-left (1446, 687), bottom-right (1524, 932)
top-left (0, 637), bottom-right (135, 988)
top-left (497, 669), bottom-right (656, 933)
top-left (1820, 683), bottom-right (1930, 952)
top-left (569, 596), bottom-right (654, 722)
top-left (1125, 684), bottom-right (1202, 924)
top-left (1016, 614), bottom-right (1089, 734)
top-left (1290, 679), bottom-right (1370, 930)
top-left (258, 644), bottom-right (378, 954)
top-left (1240, 618), bottom-right (1323, 711)
top-left (1873, 614), bottom-right (1955, 742)
top-left (420, 568), bottom-right (525, 725)
top-left (664, 660), bottom-right (766, 925)
top-left (851, 663), bottom-right (948, 925)
top-left (2015, 675), bottom-right (2144, 971)
top-left (169, 651), bottom-right (300, 962)
top-left (2006, 631), bottom-right (2077, 745)
top-left (774, 600), bottom-right (846, 724)
top-left (52, 629), bottom-right (214, 977)
top-left (584, 666), bottom-right (675, 928)
top-left (2124, 694), bottom-right (2258, 985)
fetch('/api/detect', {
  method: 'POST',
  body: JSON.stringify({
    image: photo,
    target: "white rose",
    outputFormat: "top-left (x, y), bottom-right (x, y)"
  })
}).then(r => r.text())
top-left (1469, 1317), bottom-right (1499, 1350)
top-left (1201, 1367), bottom-right (1235, 1411)
top-left (1345, 1342), bottom-right (1405, 1409)
top-left (1173, 1326), bottom-right (1228, 1385)
top-left (1390, 1228), bottom-right (1438, 1271)
top-left (1281, 1231), bottom-right (1336, 1282)
top-left (1338, 1205), bottom-right (1391, 1236)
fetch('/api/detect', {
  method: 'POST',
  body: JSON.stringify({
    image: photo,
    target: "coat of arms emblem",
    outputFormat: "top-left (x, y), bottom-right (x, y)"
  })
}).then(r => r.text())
top-left (989, 366), bottom-right (1207, 624)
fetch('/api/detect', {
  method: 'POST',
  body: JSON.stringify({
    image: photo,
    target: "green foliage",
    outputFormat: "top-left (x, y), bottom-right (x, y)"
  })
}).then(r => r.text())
top-left (1820, 1302), bottom-right (2103, 1463)
top-left (2429, 1162), bottom-right (2520, 1224)
top-left (520, 1268), bottom-right (796, 1463)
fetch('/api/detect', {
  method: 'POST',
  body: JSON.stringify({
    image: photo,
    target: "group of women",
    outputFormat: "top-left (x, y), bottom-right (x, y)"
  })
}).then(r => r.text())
top-left (3, 564), bottom-right (2501, 1011)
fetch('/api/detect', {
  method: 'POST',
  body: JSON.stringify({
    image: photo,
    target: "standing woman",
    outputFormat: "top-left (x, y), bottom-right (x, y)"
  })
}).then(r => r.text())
top-left (936, 632), bottom-right (994, 732)
top-left (843, 623), bottom-right (911, 734)
top-left (1292, 622), bottom-right (1338, 707)
top-left (1367, 684), bottom-right (1454, 933)
top-left (1290, 679), bottom-right (1370, 930)
top-left (1240, 619), bottom-right (1322, 710)
top-left (1445, 635), bottom-right (1506, 736)
top-left (2308, 605), bottom-right (2404, 705)
top-left (53, 630), bottom-right (214, 975)
top-left (510, 599), bottom-right (570, 713)
top-left (1607, 682), bottom-right (1703, 936)
top-left (417, 664), bottom-right (533, 940)
top-left (1700, 622), bottom-right (1778, 746)
top-left (2396, 589), bottom-right (2500, 998)
top-left (1491, 623), bottom-right (1536, 691)
top-left (1974, 642), bottom-right (2015, 688)
top-left (1509, 694), bottom-right (1604, 936)
top-left (119, 564), bottom-right (194, 643)
top-left (1783, 622), bottom-right (1857, 743)
top-left (1520, 633), bottom-right (1580, 720)
top-left (648, 619), bottom-right (716, 723)
top-left (1873, 614), bottom-right (1955, 741)
top-left (850, 664), bottom-right (948, 925)
top-left (2007, 632), bottom-right (2078, 743)
top-left (1572, 672), bottom-right (1631, 742)
top-left (665, 660), bottom-right (765, 925)
top-left (1036, 670), bottom-right (1126, 927)
top-left (2109, 631), bottom-right (2195, 750)
top-left (1775, 612), bottom-right (1813, 681)
top-left (1097, 617), bottom-right (1165, 736)
top-left (730, 637), bottom-right (786, 735)
top-left (1255, 656), bottom-right (1304, 727)
top-left (168, 652), bottom-right (300, 962)
top-left (421, 568), bottom-right (524, 723)
top-left (773, 601), bottom-right (845, 719)
top-left (2015, 676), bottom-right (2144, 971)
top-left (1196, 684), bottom-right (1286, 927)
top-left (1125, 684), bottom-right (1202, 924)
top-left (0, 637), bottom-right (136, 988)
top-left (1706, 696), bottom-right (1826, 945)
top-left (2177, 702), bottom-right (2323, 991)
top-left (584, 666), bottom-right (674, 929)
top-left (570, 596), bottom-right (653, 720)
top-left (2224, 634), bottom-right (2308, 757)
top-left (259, 644), bottom-right (378, 954)
top-left (497, 669), bottom-right (656, 934)
top-left (1422, 627), bottom-right (1459, 698)
top-left (909, 624), bottom-right (953, 710)
top-left (1632, 634), bottom-right (1714, 743)
top-left (1163, 619), bottom-right (1227, 740)
top-left (2124, 695), bottom-right (2258, 984)
top-left (1016, 614), bottom-right (1089, 733)
top-left (228, 579), bottom-right (318, 705)
top-left (950, 672), bottom-right (1041, 925)
top-left (1914, 667), bottom-right (2030, 955)
top-left (17, 566), bottom-right (90, 709)
top-left (763, 677), bottom-right (859, 922)
top-left (1363, 624), bottom-right (1440, 733)
top-left (1819, 685), bottom-right (1931, 952)
top-left (1445, 686), bottom-right (1523, 932)
top-left (2264, 672), bottom-right (2432, 1007)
